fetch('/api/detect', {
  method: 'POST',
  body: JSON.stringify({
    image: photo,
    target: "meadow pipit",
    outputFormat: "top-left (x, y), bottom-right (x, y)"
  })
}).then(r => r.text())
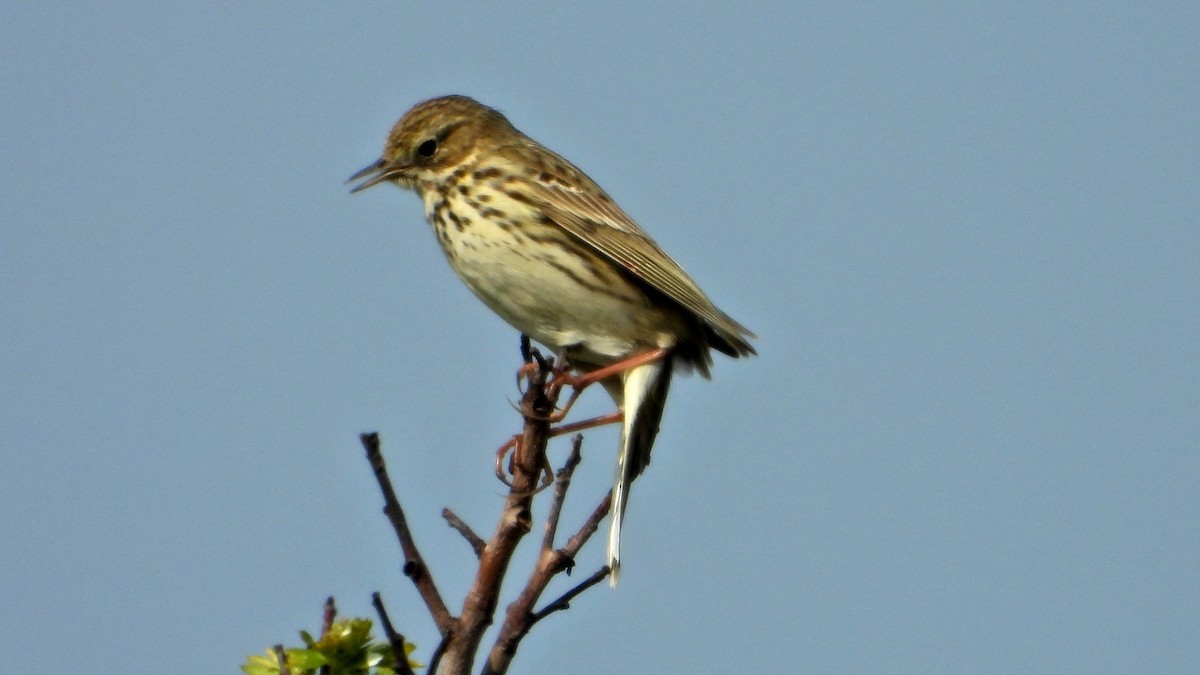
top-left (350, 95), bottom-right (756, 583)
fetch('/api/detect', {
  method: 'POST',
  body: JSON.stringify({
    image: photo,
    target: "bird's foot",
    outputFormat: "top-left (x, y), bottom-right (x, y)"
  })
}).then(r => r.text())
top-left (497, 347), bottom-right (668, 489)
top-left (494, 435), bottom-right (555, 493)
top-left (548, 347), bottom-right (670, 393)
top-left (535, 347), bottom-right (672, 422)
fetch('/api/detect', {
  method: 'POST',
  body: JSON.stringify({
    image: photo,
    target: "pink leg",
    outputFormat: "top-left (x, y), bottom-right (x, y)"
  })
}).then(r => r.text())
top-left (496, 348), bottom-right (669, 489)
top-left (543, 347), bottom-right (671, 422)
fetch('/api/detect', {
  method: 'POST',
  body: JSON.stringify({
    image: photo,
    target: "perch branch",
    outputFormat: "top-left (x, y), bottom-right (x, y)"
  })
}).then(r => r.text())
top-left (437, 354), bottom-right (561, 674)
top-left (481, 449), bottom-right (614, 673)
top-left (359, 340), bottom-right (618, 674)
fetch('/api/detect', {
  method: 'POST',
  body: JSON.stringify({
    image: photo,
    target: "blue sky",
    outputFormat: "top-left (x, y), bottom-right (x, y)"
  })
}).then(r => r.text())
top-left (2, 3), bottom-right (1197, 673)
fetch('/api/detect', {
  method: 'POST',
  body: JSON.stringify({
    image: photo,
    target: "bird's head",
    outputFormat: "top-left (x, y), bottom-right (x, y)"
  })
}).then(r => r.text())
top-left (349, 95), bottom-right (516, 193)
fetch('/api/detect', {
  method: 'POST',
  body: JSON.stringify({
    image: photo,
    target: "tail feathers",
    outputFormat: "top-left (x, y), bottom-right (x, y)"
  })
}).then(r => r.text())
top-left (608, 357), bottom-right (673, 586)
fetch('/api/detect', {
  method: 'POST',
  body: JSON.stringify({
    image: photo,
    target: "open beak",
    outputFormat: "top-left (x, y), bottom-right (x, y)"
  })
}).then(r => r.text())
top-left (347, 159), bottom-right (407, 193)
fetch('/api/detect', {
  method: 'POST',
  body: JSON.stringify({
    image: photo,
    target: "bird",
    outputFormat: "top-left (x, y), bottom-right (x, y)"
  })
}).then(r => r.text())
top-left (349, 95), bottom-right (755, 583)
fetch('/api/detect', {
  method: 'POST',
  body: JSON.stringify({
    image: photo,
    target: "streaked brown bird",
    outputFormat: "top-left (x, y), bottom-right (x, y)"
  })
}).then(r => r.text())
top-left (350, 95), bottom-right (755, 583)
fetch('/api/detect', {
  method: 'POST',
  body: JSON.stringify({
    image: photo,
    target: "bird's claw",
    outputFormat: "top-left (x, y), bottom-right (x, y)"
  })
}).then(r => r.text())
top-left (494, 435), bottom-right (555, 493)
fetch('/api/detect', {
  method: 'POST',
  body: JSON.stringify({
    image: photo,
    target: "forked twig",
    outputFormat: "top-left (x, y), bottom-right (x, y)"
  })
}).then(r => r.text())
top-left (530, 566), bottom-right (612, 624)
top-left (360, 342), bottom-right (619, 674)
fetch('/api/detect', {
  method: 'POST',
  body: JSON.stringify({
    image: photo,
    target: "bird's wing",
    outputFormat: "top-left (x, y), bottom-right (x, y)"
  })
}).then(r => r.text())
top-left (505, 144), bottom-right (756, 355)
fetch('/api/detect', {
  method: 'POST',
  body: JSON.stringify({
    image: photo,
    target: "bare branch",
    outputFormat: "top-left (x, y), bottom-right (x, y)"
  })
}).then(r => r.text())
top-left (317, 597), bottom-right (336, 675)
top-left (439, 359), bottom-right (561, 674)
top-left (428, 632), bottom-right (451, 675)
top-left (442, 508), bottom-right (486, 558)
top-left (372, 592), bottom-right (417, 675)
top-left (480, 446), bottom-right (613, 674)
top-left (359, 432), bottom-right (455, 636)
top-left (563, 491), bottom-right (613, 558)
top-left (530, 566), bottom-right (611, 625)
top-left (356, 346), bottom-right (617, 674)
top-left (320, 596), bottom-right (336, 637)
top-left (542, 435), bottom-right (584, 552)
top-left (519, 334), bottom-right (534, 364)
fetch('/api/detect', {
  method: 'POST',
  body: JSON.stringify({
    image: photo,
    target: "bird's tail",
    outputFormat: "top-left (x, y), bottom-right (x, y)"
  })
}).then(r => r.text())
top-left (608, 356), bottom-right (673, 586)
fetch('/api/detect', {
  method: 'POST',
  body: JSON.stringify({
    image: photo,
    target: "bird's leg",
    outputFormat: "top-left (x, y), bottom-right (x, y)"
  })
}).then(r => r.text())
top-left (544, 347), bottom-right (671, 422)
top-left (548, 410), bottom-right (624, 437)
top-left (495, 410), bottom-right (623, 489)
top-left (550, 347), bottom-right (670, 393)
top-left (498, 348), bottom-right (667, 489)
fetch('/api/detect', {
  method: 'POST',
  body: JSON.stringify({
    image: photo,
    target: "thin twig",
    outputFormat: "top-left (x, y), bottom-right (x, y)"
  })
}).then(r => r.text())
top-left (358, 344), bottom-right (616, 674)
top-left (519, 334), bottom-right (533, 364)
top-left (529, 566), bottom-right (611, 625)
top-left (318, 597), bottom-right (336, 675)
top-left (442, 508), bottom-right (486, 558)
top-left (273, 644), bottom-right (291, 675)
top-left (320, 596), bottom-right (336, 637)
top-left (371, 592), bottom-right (417, 675)
top-left (359, 433), bottom-right (454, 634)
top-left (563, 491), bottom-right (613, 558)
top-left (542, 435), bottom-right (585, 552)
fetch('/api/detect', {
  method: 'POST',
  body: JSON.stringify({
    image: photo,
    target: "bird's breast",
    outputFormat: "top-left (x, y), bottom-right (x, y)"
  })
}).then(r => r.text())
top-left (419, 186), bottom-right (689, 361)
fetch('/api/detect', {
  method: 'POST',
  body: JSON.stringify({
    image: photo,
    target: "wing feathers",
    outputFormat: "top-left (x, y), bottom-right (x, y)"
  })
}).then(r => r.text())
top-left (502, 143), bottom-right (756, 357)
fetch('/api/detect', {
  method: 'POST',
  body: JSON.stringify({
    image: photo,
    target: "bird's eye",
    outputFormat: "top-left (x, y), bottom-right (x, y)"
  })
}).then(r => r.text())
top-left (417, 139), bottom-right (438, 158)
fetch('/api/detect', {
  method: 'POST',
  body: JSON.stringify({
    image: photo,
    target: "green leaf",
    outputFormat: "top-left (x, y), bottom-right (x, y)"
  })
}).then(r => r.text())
top-left (246, 615), bottom-right (421, 674)
top-left (288, 648), bottom-right (328, 670)
top-left (299, 630), bottom-right (317, 647)
top-left (241, 650), bottom-right (282, 675)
